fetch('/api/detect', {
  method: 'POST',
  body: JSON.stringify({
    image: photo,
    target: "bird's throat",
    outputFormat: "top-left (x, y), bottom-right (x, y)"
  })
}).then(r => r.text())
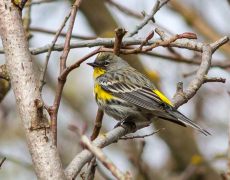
top-left (93, 67), bottom-right (106, 79)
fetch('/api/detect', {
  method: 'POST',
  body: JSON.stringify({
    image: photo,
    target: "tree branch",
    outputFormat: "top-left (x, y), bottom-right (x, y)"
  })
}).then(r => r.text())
top-left (1, 36), bottom-right (228, 56)
top-left (90, 109), bottom-right (104, 141)
top-left (127, 0), bottom-right (170, 37)
top-left (49, 0), bottom-right (82, 145)
top-left (0, 1), bottom-right (65, 179)
top-left (81, 135), bottom-right (131, 180)
top-left (30, 27), bottom-right (96, 40)
top-left (39, 10), bottom-right (72, 93)
top-left (65, 124), bottom-right (134, 179)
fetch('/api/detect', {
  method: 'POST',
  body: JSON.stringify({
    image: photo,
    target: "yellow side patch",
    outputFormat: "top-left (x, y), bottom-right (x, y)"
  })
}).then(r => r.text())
top-left (153, 89), bottom-right (173, 106)
top-left (191, 155), bottom-right (203, 165)
top-left (94, 84), bottom-right (113, 101)
top-left (93, 67), bottom-right (106, 79)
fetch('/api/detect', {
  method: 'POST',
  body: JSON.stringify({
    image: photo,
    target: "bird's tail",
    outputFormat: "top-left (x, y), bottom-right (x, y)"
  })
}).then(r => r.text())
top-left (162, 107), bottom-right (211, 136)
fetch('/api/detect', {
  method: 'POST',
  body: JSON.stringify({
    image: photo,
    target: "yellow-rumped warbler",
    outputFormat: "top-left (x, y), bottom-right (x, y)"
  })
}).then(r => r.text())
top-left (87, 52), bottom-right (210, 135)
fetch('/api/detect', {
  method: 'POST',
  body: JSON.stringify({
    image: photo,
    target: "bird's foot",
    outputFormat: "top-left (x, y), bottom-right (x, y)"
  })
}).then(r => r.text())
top-left (114, 119), bottom-right (137, 133)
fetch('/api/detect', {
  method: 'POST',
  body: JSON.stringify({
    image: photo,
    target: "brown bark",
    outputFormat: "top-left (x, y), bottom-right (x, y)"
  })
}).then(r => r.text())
top-left (0, 1), bottom-right (65, 179)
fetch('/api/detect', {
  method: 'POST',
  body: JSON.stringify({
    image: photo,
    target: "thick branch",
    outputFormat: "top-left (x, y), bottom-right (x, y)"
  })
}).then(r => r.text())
top-left (0, 1), bottom-right (65, 179)
top-left (0, 36), bottom-right (228, 55)
top-left (173, 45), bottom-right (211, 108)
top-left (81, 135), bottom-right (131, 180)
top-left (65, 124), bottom-right (134, 179)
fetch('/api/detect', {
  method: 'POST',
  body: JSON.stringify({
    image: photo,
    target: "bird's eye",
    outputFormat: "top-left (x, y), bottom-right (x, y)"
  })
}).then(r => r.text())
top-left (104, 61), bottom-right (109, 66)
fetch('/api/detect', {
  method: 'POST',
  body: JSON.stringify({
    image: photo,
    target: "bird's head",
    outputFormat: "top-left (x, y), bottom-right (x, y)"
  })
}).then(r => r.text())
top-left (87, 52), bottom-right (129, 79)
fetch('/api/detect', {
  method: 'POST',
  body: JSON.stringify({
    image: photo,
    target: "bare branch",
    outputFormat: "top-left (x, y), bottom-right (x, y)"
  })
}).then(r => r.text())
top-left (65, 124), bottom-right (134, 179)
top-left (30, 27), bottom-right (96, 40)
top-left (49, 0), bottom-right (82, 145)
top-left (173, 45), bottom-right (212, 108)
top-left (81, 135), bottom-right (131, 180)
top-left (204, 76), bottom-right (226, 83)
top-left (127, 0), bottom-right (170, 37)
top-left (0, 1), bottom-right (65, 179)
top-left (90, 109), bottom-right (104, 141)
top-left (120, 129), bottom-right (163, 140)
top-left (106, 0), bottom-right (143, 19)
top-left (1, 36), bottom-right (228, 56)
top-left (39, 10), bottom-right (72, 93)
top-left (211, 36), bottom-right (230, 53)
top-left (121, 30), bottom-right (197, 54)
top-left (113, 27), bottom-right (127, 55)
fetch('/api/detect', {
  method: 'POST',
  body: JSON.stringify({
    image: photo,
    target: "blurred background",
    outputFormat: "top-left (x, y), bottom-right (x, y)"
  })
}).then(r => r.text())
top-left (0, 0), bottom-right (229, 179)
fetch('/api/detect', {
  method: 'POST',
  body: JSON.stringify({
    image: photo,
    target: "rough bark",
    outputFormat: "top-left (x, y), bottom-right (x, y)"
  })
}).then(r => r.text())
top-left (0, 1), bottom-right (65, 179)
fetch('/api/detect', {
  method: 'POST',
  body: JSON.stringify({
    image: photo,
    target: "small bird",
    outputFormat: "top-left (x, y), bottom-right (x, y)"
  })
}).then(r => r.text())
top-left (87, 52), bottom-right (210, 135)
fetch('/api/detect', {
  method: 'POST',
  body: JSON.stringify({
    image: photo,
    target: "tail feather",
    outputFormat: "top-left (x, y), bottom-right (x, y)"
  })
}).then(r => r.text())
top-left (164, 108), bottom-right (211, 136)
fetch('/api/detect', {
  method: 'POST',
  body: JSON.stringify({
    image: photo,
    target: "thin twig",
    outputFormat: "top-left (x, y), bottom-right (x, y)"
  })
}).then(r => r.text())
top-left (204, 76), bottom-right (226, 83)
top-left (113, 28), bottom-right (127, 55)
top-left (65, 124), bottom-right (135, 179)
top-left (127, 0), bottom-right (170, 37)
top-left (39, 11), bottom-right (72, 93)
top-left (81, 135), bottom-right (131, 180)
top-left (30, 27), bottom-right (96, 40)
top-left (121, 30), bottom-right (197, 54)
top-left (138, 30), bottom-right (155, 50)
top-left (85, 157), bottom-right (97, 180)
top-left (86, 108), bottom-right (104, 180)
top-left (90, 109), bottom-right (104, 141)
top-left (120, 129), bottom-right (163, 140)
top-left (59, 48), bottom-right (105, 79)
top-left (106, 0), bottom-right (143, 19)
top-left (183, 69), bottom-right (198, 78)
top-left (49, 0), bottom-right (82, 145)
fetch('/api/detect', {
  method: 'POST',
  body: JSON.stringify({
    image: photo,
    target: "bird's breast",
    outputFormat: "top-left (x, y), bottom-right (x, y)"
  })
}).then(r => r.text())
top-left (94, 83), bottom-right (113, 105)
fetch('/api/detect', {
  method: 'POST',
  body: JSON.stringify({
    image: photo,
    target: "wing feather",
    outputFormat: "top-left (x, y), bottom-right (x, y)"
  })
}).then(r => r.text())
top-left (99, 79), bottom-right (164, 110)
top-left (97, 73), bottom-right (210, 135)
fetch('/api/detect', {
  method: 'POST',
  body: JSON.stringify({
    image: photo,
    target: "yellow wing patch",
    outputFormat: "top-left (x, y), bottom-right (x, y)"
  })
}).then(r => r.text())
top-left (153, 89), bottom-right (173, 106)
top-left (94, 83), bottom-right (113, 101)
top-left (93, 67), bottom-right (106, 79)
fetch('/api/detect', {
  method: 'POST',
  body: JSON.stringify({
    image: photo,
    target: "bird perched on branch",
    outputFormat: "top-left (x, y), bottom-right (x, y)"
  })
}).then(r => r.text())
top-left (87, 52), bottom-right (210, 135)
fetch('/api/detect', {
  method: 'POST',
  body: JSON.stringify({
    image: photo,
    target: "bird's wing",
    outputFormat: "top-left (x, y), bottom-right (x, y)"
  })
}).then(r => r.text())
top-left (98, 76), bottom-right (172, 110)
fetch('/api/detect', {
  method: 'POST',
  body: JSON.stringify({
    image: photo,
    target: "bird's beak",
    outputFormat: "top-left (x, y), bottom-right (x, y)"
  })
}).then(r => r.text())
top-left (87, 62), bottom-right (100, 67)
